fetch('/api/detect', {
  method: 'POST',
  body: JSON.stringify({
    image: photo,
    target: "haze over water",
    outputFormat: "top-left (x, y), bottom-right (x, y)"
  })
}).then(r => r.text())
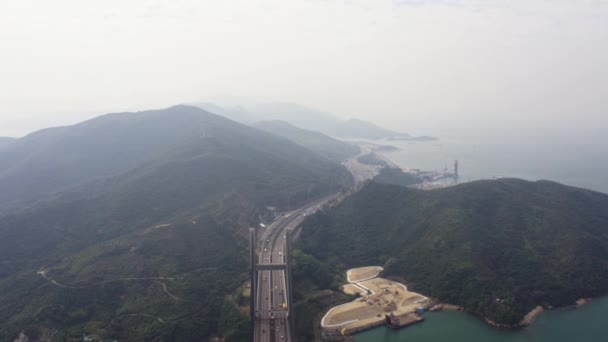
top-left (377, 133), bottom-right (608, 194)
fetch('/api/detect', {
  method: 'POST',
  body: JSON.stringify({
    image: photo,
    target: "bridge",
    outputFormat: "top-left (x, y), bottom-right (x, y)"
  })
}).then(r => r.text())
top-left (250, 226), bottom-right (295, 342)
top-left (250, 196), bottom-right (336, 342)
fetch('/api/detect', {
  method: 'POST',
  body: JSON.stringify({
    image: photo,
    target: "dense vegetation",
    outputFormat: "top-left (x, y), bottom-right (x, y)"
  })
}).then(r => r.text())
top-left (0, 106), bottom-right (353, 340)
top-left (291, 249), bottom-right (352, 341)
top-left (356, 152), bottom-right (388, 167)
top-left (253, 120), bottom-right (360, 162)
top-left (373, 167), bottom-right (421, 187)
top-left (298, 179), bottom-right (608, 325)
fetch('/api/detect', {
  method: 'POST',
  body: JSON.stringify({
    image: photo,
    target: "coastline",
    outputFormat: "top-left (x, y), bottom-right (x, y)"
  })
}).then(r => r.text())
top-left (429, 303), bottom-right (463, 312)
top-left (321, 266), bottom-right (430, 336)
top-left (369, 150), bottom-right (400, 169)
top-left (355, 296), bottom-right (608, 341)
top-left (519, 306), bottom-right (544, 326)
top-left (340, 144), bottom-right (605, 335)
top-left (484, 297), bottom-right (595, 330)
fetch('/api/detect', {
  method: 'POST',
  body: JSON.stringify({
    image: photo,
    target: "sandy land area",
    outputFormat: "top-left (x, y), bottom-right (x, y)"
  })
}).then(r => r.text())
top-left (342, 284), bottom-right (367, 296)
top-left (347, 266), bottom-right (383, 283)
top-left (442, 304), bottom-right (463, 311)
top-left (342, 158), bottom-right (381, 184)
top-left (341, 143), bottom-right (385, 183)
top-left (520, 306), bottom-right (544, 326)
top-left (322, 267), bottom-right (429, 332)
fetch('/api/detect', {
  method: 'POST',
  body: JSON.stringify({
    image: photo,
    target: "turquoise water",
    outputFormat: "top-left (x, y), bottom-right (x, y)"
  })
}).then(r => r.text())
top-left (356, 297), bottom-right (608, 342)
top-left (376, 137), bottom-right (608, 194)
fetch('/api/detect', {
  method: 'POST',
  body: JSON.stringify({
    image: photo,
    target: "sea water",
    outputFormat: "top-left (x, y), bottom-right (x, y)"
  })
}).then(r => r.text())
top-left (355, 297), bottom-right (608, 342)
top-left (376, 135), bottom-right (608, 194)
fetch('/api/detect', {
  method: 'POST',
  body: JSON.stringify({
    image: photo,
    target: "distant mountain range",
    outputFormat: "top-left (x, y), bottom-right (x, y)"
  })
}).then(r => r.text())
top-left (298, 179), bottom-right (608, 326)
top-left (0, 105), bottom-right (352, 340)
top-left (253, 120), bottom-right (360, 162)
top-left (191, 101), bottom-right (436, 141)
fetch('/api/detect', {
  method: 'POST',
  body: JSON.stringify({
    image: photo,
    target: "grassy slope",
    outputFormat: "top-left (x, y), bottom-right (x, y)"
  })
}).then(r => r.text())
top-left (298, 179), bottom-right (608, 325)
top-left (0, 106), bottom-right (353, 340)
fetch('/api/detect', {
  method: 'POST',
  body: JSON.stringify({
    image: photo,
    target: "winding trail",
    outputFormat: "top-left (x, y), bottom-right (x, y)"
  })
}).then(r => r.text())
top-left (111, 313), bottom-right (167, 325)
top-left (154, 280), bottom-right (184, 301)
top-left (37, 268), bottom-right (183, 325)
top-left (37, 270), bottom-right (79, 289)
top-left (37, 269), bottom-right (176, 289)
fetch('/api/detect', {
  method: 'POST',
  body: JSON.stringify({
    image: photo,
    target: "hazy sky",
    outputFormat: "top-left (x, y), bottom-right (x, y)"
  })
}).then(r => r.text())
top-left (1, 0), bottom-right (607, 138)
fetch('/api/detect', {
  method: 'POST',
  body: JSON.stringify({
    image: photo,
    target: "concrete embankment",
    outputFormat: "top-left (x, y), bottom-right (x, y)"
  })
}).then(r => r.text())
top-left (340, 318), bottom-right (385, 335)
top-left (322, 266), bottom-right (430, 337)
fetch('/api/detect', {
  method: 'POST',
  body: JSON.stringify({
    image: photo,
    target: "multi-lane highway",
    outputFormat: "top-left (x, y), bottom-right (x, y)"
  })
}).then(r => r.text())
top-left (253, 195), bottom-right (336, 342)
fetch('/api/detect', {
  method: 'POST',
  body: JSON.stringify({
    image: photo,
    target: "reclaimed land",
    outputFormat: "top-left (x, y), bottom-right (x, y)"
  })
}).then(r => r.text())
top-left (321, 267), bottom-right (429, 335)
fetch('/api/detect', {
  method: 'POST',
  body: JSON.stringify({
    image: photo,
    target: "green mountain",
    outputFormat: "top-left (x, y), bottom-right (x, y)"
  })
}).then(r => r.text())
top-left (0, 105), bottom-right (353, 340)
top-left (0, 106), bottom-right (248, 211)
top-left (298, 179), bottom-right (608, 325)
top-left (372, 166), bottom-right (420, 187)
top-left (253, 120), bottom-right (360, 162)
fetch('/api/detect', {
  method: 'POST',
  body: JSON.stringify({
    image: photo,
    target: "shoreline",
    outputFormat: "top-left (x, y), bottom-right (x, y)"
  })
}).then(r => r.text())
top-left (519, 306), bottom-right (544, 326)
top-left (339, 144), bottom-right (606, 336)
top-left (321, 267), bottom-right (430, 335)
top-left (334, 268), bottom-right (597, 335)
top-left (354, 296), bottom-right (608, 341)
top-left (356, 297), bottom-right (598, 338)
top-left (481, 297), bottom-right (596, 330)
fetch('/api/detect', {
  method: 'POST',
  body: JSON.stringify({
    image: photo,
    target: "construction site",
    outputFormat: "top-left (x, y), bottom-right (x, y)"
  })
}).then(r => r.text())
top-left (321, 267), bottom-right (430, 339)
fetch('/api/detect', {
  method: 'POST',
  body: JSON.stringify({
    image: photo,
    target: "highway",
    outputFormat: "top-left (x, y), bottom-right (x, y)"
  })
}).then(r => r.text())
top-left (253, 195), bottom-right (336, 342)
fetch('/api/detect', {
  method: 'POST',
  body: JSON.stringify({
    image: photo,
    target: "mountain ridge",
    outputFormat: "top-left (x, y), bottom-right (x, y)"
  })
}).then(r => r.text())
top-left (253, 120), bottom-right (360, 162)
top-left (191, 102), bottom-right (434, 141)
top-left (0, 105), bottom-right (354, 212)
top-left (0, 105), bottom-right (353, 340)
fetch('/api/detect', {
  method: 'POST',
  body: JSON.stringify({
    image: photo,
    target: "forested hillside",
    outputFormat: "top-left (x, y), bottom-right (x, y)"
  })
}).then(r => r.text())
top-left (0, 106), bottom-right (351, 212)
top-left (372, 167), bottom-right (420, 187)
top-left (298, 179), bottom-right (608, 325)
top-left (0, 106), bottom-right (352, 340)
top-left (253, 120), bottom-right (359, 162)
